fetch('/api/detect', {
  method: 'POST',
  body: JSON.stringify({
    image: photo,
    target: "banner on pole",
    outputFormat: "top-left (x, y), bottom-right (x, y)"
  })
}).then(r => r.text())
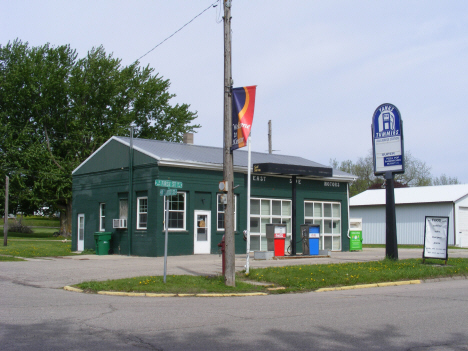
top-left (232, 86), bottom-right (256, 150)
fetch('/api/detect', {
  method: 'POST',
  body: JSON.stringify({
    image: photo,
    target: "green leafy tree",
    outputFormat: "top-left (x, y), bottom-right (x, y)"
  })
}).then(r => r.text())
top-left (432, 174), bottom-right (459, 185)
top-left (331, 151), bottom-right (433, 196)
top-left (0, 40), bottom-right (200, 235)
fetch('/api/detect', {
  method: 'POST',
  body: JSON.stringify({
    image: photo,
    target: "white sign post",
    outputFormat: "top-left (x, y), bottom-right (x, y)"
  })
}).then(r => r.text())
top-left (423, 216), bottom-right (449, 264)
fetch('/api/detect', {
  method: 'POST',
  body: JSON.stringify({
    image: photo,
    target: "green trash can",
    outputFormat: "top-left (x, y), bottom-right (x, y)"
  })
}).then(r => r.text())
top-left (94, 232), bottom-right (112, 255)
top-left (349, 219), bottom-right (363, 251)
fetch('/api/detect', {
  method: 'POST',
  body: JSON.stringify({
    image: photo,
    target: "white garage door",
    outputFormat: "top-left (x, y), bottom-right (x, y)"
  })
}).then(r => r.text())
top-left (458, 207), bottom-right (468, 247)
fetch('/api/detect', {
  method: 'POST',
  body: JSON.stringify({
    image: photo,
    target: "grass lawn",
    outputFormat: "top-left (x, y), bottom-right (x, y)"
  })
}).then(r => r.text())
top-left (0, 240), bottom-right (78, 258)
top-left (2, 215), bottom-right (60, 227)
top-left (6, 227), bottom-right (65, 240)
top-left (247, 258), bottom-right (468, 293)
top-left (363, 244), bottom-right (466, 249)
top-left (77, 275), bottom-right (266, 294)
top-left (0, 255), bottom-right (25, 262)
top-left (75, 257), bottom-right (468, 295)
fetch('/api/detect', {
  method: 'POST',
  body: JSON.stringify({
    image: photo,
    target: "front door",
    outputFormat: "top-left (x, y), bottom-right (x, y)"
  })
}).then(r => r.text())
top-left (194, 210), bottom-right (211, 254)
top-left (77, 214), bottom-right (85, 252)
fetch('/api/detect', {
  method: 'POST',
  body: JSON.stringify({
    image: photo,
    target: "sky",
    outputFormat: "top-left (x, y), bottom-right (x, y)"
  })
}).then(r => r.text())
top-left (2, 1), bottom-right (468, 182)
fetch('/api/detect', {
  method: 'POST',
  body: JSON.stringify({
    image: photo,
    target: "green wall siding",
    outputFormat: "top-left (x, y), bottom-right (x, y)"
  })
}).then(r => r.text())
top-left (73, 159), bottom-right (350, 256)
top-left (74, 139), bottom-right (158, 176)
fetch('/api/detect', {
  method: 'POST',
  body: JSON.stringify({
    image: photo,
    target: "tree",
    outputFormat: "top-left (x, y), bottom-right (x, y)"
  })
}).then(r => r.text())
top-left (0, 40), bottom-right (200, 235)
top-left (432, 174), bottom-right (459, 185)
top-left (330, 150), bottom-right (432, 196)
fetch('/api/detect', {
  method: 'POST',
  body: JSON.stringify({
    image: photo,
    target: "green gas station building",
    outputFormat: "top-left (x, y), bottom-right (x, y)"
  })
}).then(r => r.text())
top-left (71, 135), bottom-right (355, 256)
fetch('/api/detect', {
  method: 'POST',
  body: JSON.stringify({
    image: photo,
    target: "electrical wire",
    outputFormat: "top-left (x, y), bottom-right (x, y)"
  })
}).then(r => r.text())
top-left (135, 1), bottom-right (220, 63)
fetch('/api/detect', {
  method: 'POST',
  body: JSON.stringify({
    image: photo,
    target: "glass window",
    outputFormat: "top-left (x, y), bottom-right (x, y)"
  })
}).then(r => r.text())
top-left (99, 203), bottom-right (106, 231)
top-left (261, 200), bottom-right (270, 215)
top-left (250, 217), bottom-right (260, 233)
top-left (119, 199), bottom-right (128, 220)
top-left (314, 203), bottom-right (322, 217)
top-left (137, 197), bottom-right (147, 229)
top-left (332, 203), bottom-right (340, 217)
top-left (249, 198), bottom-right (292, 252)
top-left (250, 235), bottom-right (260, 251)
top-left (217, 194), bottom-right (237, 231)
top-left (304, 201), bottom-right (341, 251)
top-left (250, 199), bottom-right (260, 215)
top-left (164, 192), bottom-right (186, 230)
top-left (272, 200), bottom-right (281, 216)
top-left (282, 201), bottom-right (291, 216)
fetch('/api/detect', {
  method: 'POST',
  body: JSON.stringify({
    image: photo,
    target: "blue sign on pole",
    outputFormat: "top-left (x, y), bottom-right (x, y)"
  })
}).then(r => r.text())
top-left (371, 103), bottom-right (404, 175)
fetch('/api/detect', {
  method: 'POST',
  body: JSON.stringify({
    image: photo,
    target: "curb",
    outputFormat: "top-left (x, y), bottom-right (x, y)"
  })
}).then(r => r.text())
top-left (64, 286), bottom-right (84, 293)
top-left (315, 280), bottom-right (421, 292)
top-left (63, 286), bottom-right (267, 297)
top-left (65, 277), bottom-right (461, 296)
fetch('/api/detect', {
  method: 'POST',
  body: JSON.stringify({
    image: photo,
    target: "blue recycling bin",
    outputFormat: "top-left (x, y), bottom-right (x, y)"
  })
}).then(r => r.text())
top-left (308, 226), bottom-right (320, 255)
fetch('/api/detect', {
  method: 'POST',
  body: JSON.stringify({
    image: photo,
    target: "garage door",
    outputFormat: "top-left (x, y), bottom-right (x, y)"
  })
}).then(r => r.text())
top-left (458, 207), bottom-right (468, 247)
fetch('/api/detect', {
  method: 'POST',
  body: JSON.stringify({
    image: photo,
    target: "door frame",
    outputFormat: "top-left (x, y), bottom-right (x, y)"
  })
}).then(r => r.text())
top-left (194, 210), bottom-right (211, 254)
top-left (77, 213), bottom-right (85, 252)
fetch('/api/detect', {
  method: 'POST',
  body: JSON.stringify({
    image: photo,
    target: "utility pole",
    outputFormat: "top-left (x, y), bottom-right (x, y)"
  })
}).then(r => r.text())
top-left (268, 120), bottom-right (272, 154)
top-left (223, 0), bottom-right (235, 286)
top-left (4, 175), bottom-right (9, 246)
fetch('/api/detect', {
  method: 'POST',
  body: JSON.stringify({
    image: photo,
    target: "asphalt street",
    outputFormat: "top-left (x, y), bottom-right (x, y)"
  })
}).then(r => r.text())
top-left (1, 249), bottom-right (468, 350)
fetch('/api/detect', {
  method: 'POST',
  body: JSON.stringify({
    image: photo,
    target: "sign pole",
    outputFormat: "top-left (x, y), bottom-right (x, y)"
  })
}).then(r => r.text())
top-left (155, 181), bottom-right (183, 283)
top-left (164, 196), bottom-right (169, 283)
top-left (4, 175), bottom-right (9, 247)
top-left (128, 127), bottom-right (134, 256)
top-left (372, 103), bottom-right (404, 260)
top-left (385, 172), bottom-right (398, 259)
top-left (246, 135), bottom-right (251, 274)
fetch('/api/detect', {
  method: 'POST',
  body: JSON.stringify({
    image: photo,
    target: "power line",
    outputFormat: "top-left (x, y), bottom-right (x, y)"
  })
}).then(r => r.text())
top-left (136, 1), bottom-right (220, 63)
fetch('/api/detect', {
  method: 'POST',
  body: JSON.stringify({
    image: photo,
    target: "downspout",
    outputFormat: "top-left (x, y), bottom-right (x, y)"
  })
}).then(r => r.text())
top-left (347, 183), bottom-right (351, 239)
top-left (453, 202), bottom-right (457, 246)
top-left (127, 127), bottom-right (134, 256)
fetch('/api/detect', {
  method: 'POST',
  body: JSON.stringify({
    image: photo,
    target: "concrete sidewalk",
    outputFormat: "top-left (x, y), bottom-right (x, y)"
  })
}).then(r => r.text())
top-left (1, 248), bottom-right (467, 289)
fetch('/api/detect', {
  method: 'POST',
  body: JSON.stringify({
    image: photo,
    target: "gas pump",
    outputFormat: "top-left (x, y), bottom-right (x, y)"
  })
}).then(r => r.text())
top-left (300, 224), bottom-right (320, 255)
top-left (266, 224), bottom-right (287, 257)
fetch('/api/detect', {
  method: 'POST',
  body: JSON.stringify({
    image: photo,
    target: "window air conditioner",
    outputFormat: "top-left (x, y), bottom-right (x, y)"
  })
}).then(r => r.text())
top-left (113, 218), bottom-right (127, 229)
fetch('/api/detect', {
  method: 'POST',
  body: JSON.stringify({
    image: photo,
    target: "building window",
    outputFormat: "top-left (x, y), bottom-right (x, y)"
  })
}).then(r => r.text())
top-left (164, 192), bottom-right (186, 230)
top-left (99, 203), bottom-right (106, 231)
top-left (119, 199), bottom-right (128, 221)
top-left (217, 194), bottom-right (237, 231)
top-left (137, 197), bottom-right (148, 230)
top-left (304, 201), bottom-right (341, 251)
top-left (249, 198), bottom-right (291, 251)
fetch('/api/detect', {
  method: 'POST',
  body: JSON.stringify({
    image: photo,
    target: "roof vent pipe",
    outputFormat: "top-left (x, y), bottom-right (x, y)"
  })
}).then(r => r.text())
top-left (183, 133), bottom-right (194, 145)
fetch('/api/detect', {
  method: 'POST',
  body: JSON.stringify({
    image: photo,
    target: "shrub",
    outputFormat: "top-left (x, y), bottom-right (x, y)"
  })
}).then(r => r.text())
top-left (8, 221), bottom-right (33, 234)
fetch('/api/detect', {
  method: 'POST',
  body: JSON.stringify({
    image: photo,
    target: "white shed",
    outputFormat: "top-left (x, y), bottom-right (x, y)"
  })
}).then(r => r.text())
top-left (349, 184), bottom-right (468, 247)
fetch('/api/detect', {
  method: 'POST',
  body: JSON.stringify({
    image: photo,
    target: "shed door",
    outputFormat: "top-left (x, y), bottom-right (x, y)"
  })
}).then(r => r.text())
top-left (77, 214), bottom-right (85, 252)
top-left (458, 207), bottom-right (468, 247)
top-left (194, 210), bottom-right (211, 254)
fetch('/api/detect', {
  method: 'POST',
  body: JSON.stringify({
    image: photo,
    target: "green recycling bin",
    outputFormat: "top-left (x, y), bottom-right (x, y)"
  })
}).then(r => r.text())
top-left (349, 219), bottom-right (363, 251)
top-left (94, 232), bottom-right (112, 255)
